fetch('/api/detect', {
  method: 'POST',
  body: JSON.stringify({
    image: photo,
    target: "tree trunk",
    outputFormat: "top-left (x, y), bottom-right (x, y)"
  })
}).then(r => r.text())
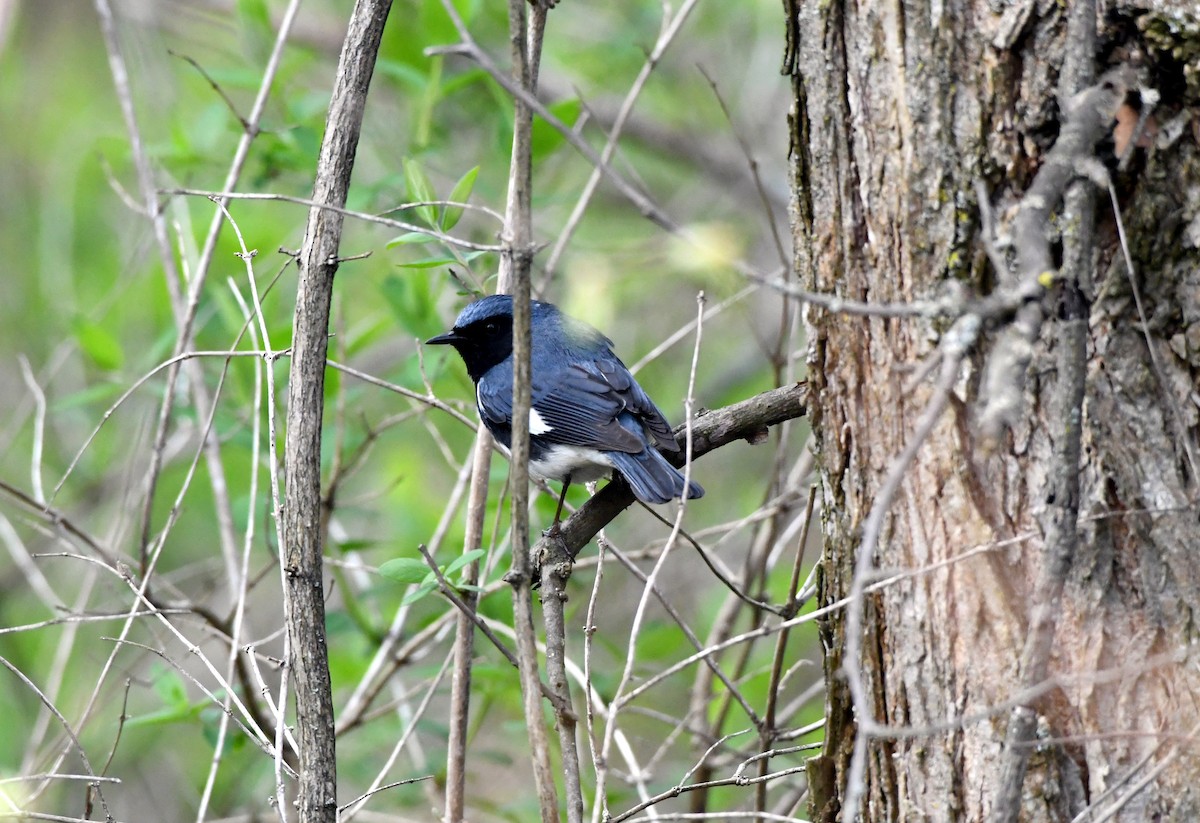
top-left (787, 0), bottom-right (1200, 820)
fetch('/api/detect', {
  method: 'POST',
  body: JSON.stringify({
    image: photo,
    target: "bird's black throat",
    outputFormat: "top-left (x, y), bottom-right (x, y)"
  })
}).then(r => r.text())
top-left (438, 314), bottom-right (514, 383)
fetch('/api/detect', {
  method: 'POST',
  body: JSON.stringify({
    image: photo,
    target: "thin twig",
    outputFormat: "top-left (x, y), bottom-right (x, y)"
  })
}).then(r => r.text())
top-left (197, 232), bottom-right (270, 823)
top-left (976, 62), bottom-right (1127, 445)
top-left (990, 5), bottom-right (1097, 816)
top-left (221, 208), bottom-right (294, 821)
top-left (165, 187), bottom-right (505, 251)
top-left (442, 425), bottom-right (493, 823)
top-left (0, 655), bottom-right (111, 821)
top-left (94, 0), bottom-right (185, 574)
top-left (1106, 179), bottom-right (1200, 484)
top-left (697, 66), bottom-right (790, 273)
top-left (493, 0), bottom-right (561, 818)
top-left (636, 505), bottom-right (787, 616)
top-left (583, 534), bottom-right (609, 821)
top-left (17, 357), bottom-right (47, 505)
top-left (601, 294), bottom-right (709, 798)
top-left (328, 359), bottom-right (477, 429)
top-left (339, 775), bottom-right (435, 818)
top-left (756, 485), bottom-right (817, 813)
top-left (991, 171), bottom-right (1092, 823)
top-left (604, 540), bottom-right (760, 725)
top-left (340, 656), bottom-right (451, 821)
top-left (168, 49), bottom-right (252, 130)
top-left (541, 0), bottom-right (701, 285)
top-left (415, 545), bottom-right (526, 678)
top-left (1071, 718), bottom-right (1200, 823)
top-left (427, 35), bottom-right (675, 233)
top-left (609, 763), bottom-right (811, 823)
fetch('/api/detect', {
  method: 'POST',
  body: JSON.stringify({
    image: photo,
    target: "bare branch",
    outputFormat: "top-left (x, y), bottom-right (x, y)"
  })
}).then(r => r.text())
top-left (552, 381), bottom-right (808, 560)
top-left (281, 2), bottom-right (393, 821)
top-left (493, 0), bottom-right (563, 818)
top-left (442, 425), bottom-right (493, 823)
top-left (164, 187), bottom-right (506, 252)
top-left (976, 63), bottom-right (1128, 446)
top-left (541, 0), bottom-right (701, 286)
top-left (756, 486), bottom-right (818, 814)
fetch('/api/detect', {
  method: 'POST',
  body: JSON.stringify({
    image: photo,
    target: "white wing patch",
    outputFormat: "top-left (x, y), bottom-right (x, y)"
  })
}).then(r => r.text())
top-left (475, 382), bottom-right (553, 436)
top-left (529, 407), bottom-right (553, 435)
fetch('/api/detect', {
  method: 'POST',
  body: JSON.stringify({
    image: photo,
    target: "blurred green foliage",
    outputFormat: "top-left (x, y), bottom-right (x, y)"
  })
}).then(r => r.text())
top-left (0, 1), bottom-right (815, 820)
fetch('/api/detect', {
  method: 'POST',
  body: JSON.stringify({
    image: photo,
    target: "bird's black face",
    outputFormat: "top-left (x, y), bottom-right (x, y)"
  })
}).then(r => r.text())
top-left (427, 311), bottom-right (514, 383)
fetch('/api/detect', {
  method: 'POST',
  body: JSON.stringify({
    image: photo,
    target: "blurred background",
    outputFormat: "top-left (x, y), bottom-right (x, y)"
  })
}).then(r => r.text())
top-left (0, 1), bottom-right (816, 820)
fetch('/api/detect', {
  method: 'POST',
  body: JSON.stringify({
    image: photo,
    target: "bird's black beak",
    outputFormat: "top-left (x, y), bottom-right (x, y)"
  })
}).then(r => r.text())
top-left (426, 330), bottom-right (460, 346)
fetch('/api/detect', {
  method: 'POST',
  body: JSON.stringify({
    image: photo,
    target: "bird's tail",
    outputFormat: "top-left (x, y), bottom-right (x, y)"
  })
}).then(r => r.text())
top-left (608, 448), bottom-right (704, 505)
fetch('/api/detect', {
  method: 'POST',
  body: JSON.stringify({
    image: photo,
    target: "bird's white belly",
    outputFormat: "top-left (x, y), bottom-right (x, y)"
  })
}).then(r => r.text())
top-left (528, 445), bottom-right (613, 484)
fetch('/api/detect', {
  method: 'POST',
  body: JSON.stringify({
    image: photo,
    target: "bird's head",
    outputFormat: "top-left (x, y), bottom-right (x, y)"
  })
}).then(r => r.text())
top-left (429, 294), bottom-right (608, 382)
top-left (427, 294), bottom-right (516, 382)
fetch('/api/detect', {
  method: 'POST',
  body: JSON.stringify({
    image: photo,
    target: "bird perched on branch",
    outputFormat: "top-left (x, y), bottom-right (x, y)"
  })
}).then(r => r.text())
top-left (428, 294), bottom-right (703, 524)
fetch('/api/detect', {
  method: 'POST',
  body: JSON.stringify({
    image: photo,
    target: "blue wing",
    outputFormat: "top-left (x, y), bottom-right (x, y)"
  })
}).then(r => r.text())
top-left (477, 354), bottom-right (680, 455)
top-left (474, 339), bottom-right (703, 503)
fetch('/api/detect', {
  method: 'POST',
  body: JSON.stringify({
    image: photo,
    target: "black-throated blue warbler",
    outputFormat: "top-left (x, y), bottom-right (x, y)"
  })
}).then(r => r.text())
top-left (427, 295), bottom-right (703, 523)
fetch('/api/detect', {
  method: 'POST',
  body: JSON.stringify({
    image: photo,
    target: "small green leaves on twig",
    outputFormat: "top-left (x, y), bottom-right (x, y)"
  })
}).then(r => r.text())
top-left (379, 547), bottom-right (485, 606)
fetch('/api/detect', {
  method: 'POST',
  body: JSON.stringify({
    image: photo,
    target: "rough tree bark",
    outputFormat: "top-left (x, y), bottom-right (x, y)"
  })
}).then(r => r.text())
top-left (787, 0), bottom-right (1200, 820)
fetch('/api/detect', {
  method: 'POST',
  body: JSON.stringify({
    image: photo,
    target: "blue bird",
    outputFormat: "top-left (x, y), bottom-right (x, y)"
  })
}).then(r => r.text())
top-left (427, 295), bottom-right (703, 524)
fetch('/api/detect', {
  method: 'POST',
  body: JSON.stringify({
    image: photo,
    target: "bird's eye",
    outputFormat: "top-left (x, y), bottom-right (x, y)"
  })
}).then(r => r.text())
top-left (485, 322), bottom-right (496, 333)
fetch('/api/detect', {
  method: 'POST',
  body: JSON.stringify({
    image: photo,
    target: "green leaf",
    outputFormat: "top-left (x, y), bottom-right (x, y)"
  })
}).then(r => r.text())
top-left (414, 55), bottom-right (443, 149)
top-left (394, 249), bottom-right (485, 270)
top-left (378, 557), bottom-right (433, 585)
top-left (74, 318), bottom-right (124, 371)
top-left (442, 166), bottom-right (479, 230)
top-left (444, 549), bottom-right (485, 577)
top-left (236, 0), bottom-right (271, 29)
top-left (127, 666), bottom-right (200, 727)
top-left (401, 580), bottom-right (438, 606)
top-left (403, 158), bottom-right (437, 227)
top-left (395, 257), bottom-right (458, 269)
top-left (412, 0), bottom-right (482, 56)
top-left (235, 0), bottom-right (273, 62)
top-left (125, 703), bottom-right (202, 728)
top-left (386, 232), bottom-right (434, 247)
top-left (201, 705), bottom-right (244, 752)
top-left (440, 67), bottom-right (489, 97)
top-left (344, 313), bottom-right (393, 356)
top-left (374, 59), bottom-right (427, 91)
top-left (50, 382), bottom-right (124, 412)
top-left (379, 275), bottom-right (409, 325)
top-left (380, 272), bottom-right (442, 338)
top-left (152, 666), bottom-right (189, 708)
top-left (333, 539), bottom-right (376, 553)
top-left (531, 98), bottom-right (583, 160)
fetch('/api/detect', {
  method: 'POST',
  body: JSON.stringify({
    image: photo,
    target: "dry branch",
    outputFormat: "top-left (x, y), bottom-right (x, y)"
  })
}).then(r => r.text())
top-left (553, 381), bottom-right (808, 560)
top-left (976, 64), bottom-right (1128, 447)
top-left (989, 9), bottom-right (1099, 815)
top-left (496, 0), bottom-right (565, 818)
